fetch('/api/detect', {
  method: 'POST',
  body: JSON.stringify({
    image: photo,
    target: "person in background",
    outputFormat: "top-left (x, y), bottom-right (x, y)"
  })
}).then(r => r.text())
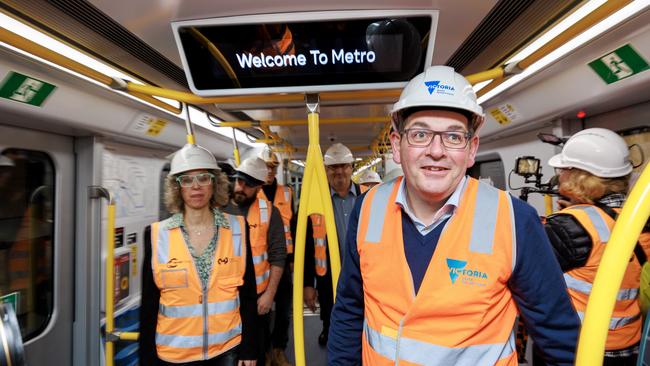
top-left (328, 65), bottom-right (580, 365)
top-left (224, 157), bottom-right (287, 366)
top-left (303, 143), bottom-right (360, 346)
top-left (545, 128), bottom-right (650, 366)
top-left (357, 169), bottom-right (382, 193)
top-left (382, 166), bottom-right (403, 183)
top-left (258, 146), bottom-right (294, 366)
top-left (139, 144), bottom-right (258, 366)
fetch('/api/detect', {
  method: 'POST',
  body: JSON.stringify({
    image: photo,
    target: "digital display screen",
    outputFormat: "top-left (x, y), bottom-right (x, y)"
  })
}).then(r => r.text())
top-left (172, 12), bottom-right (435, 95)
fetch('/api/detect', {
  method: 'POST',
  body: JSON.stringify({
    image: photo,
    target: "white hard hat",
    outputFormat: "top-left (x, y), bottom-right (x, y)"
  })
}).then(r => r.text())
top-left (383, 167), bottom-right (404, 183)
top-left (233, 157), bottom-right (268, 186)
top-left (169, 144), bottom-right (220, 176)
top-left (259, 145), bottom-right (280, 166)
top-left (548, 128), bottom-right (632, 178)
top-left (390, 65), bottom-right (484, 132)
top-left (0, 155), bottom-right (14, 167)
top-left (324, 143), bottom-right (354, 166)
top-left (359, 170), bottom-right (382, 184)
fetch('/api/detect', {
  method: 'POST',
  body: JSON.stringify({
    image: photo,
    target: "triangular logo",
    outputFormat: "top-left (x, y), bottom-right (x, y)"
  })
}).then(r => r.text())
top-left (446, 258), bottom-right (467, 284)
top-left (424, 80), bottom-right (441, 94)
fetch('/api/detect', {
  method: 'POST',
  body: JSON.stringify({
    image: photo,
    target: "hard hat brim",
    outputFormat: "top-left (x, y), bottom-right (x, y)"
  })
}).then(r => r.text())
top-left (231, 171), bottom-right (264, 187)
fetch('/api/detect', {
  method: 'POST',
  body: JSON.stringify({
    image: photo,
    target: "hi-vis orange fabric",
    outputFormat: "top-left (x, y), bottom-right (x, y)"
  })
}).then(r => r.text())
top-left (357, 177), bottom-right (518, 365)
top-left (151, 214), bottom-right (246, 363)
top-left (247, 197), bottom-right (271, 294)
top-left (260, 185), bottom-right (294, 254)
top-left (561, 205), bottom-right (650, 350)
top-left (311, 214), bottom-right (328, 276)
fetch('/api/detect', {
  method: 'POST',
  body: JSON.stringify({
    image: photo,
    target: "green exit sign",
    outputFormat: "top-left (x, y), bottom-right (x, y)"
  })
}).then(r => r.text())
top-left (0, 291), bottom-right (19, 313)
top-left (0, 71), bottom-right (56, 106)
top-left (589, 44), bottom-right (649, 84)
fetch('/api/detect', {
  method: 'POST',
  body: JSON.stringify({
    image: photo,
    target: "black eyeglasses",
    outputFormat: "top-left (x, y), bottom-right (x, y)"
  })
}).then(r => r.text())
top-left (176, 173), bottom-right (215, 187)
top-left (402, 129), bottom-right (471, 149)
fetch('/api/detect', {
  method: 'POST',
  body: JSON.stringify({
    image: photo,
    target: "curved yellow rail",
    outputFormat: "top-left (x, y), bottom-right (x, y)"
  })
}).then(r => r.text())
top-left (576, 163), bottom-right (650, 365)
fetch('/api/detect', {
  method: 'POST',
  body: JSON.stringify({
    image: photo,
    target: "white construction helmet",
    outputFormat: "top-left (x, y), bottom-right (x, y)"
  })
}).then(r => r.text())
top-left (359, 170), bottom-right (382, 185)
top-left (390, 65), bottom-right (484, 132)
top-left (324, 143), bottom-right (354, 166)
top-left (169, 144), bottom-right (220, 176)
top-left (548, 128), bottom-right (633, 178)
top-left (259, 145), bottom-right (280, 166)
top-left (233, 157), bottom-right (268, 186)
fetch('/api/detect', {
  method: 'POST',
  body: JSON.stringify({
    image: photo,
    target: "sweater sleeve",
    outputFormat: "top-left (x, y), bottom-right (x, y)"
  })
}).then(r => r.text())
top-left (238, 223), bottom-right (261, 360)
top-left (267, 206), bottom-right (287, 267)
top-left (303, 217), bottom-right (316, 288)
top-left (327, 196), bottom-right (365, 366)
top-left (508, 197), bottom-right (580, 366)
top-left (138, 225), bottom-right (160, 366)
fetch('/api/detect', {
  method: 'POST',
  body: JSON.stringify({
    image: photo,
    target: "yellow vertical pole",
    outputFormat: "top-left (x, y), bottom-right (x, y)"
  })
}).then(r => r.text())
top-left (232, 128), bottom-right (241, 167)
top-left (544, 194), bottom-right (553, 216)
top-left (105, 201), bottom-right (116, 366)
top-left (575, 163), bottom-right (650, 365)
top-left (293, 94), bottom-right (341, 366)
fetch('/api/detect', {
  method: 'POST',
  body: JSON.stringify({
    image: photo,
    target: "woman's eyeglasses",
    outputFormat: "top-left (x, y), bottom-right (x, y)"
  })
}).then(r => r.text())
top-left (176, 173), bottom-right (215, 187)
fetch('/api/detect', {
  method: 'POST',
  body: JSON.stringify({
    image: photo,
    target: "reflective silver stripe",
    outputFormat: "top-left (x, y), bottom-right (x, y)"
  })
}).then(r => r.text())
top-left (564, 273), bottom-right (638, 300)
top-left (228, 215), bottom-right (243, 257)
top-left (256, 270), bottom-right (270, 285)
top-left (315, 238), bottom-right (326, 246)
top-left (315, 258), bottom-right (327, 268)
top-left (159, 298), bottom-right (240, 318)
top-left (284, 225), bottom-right (291, 233)
top-left (506, 193), bottom-right (517, 271)
top-left (364, 320), bottom-right (516, 365)
top-left (283, 187), bottom-right (290, 201)
top-left (157, 224), bottom-right (170, 265)
top-left (571, 206), bottom-right (611, 242)
top-left (576, 311), bottom-right (641, 330)
top-left (259, 199), bottom-right (269, 223)
top-left (253, 252), bottom-right (268, 265)
top-left (156, 323), bottom-right (242, 348)
top-left (364, 181), bottom-right (395, 243)
top-left (469, 182), bottom-right (499, 254)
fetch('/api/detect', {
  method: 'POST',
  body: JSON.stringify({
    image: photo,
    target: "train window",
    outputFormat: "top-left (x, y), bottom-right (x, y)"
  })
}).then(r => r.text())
top-left (468, 155), bottom-right (506, 190)
top-left (172, 11), bottom-right (435, 95)
top-left (0, 149), bottom-right (54, 341)
top-left (159, 163), bottom-right (171, 220)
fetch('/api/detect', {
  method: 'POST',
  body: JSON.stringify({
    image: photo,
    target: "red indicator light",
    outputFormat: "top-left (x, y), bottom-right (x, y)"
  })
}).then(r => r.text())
top-left (576, 110), bottom-right (586, 119)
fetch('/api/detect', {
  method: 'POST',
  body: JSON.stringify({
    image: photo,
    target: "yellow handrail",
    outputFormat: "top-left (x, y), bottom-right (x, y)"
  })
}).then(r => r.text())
top-left (575, 162), bottom-right (650, 365)
top-left (104, 195), bottom-right (116, 366)
top-left (293, 95), bottom-right (341, 366)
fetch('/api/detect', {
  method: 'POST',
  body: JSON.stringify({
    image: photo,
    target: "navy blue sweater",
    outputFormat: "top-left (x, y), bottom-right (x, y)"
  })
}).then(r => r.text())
top-left (327, 192), bottom-right (580, 365)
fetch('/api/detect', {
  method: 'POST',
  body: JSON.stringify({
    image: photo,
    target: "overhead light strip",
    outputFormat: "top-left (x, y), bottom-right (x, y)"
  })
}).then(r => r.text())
top-left (0, 11), bottom-right (256, 147)
top-left (477, 0), bottom-right (647, 104)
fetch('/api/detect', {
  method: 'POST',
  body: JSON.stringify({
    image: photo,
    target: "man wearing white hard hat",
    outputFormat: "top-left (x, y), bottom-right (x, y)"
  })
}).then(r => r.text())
top-left (358, 170), bottom-right (382, 193)
top-left (224, 157), bottom-right (287, 366)
top-left (303, 142), bottom-right (360, 346)
top-left (258, 146), bottom-right (294, 366)
top-left (140, 144), bottom-right (259, 366)
top-left (328, 66), bottom-right (579, 365)
top-left (544, 128), bottom-right (650, 365)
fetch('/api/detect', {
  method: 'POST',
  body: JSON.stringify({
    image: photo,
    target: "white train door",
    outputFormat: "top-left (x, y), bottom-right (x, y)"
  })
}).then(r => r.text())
top-left (0, 124), bottom-right (74, 365)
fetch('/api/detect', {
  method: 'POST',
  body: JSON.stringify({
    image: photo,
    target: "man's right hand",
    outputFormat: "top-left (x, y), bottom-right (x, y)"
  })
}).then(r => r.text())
top-left (304, 286), bottom-right (318, 312)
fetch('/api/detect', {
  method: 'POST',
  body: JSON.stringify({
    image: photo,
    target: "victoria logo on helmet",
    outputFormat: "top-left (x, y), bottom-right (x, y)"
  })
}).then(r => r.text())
top-left (424, 80), bottom-right (456, 96)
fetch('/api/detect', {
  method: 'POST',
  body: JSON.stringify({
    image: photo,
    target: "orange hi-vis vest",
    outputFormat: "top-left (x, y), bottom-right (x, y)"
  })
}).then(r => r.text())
top-left (357, 177), bottom-right (519, 365)
top-left (248, 197), bottom-right (272, 294)
top-left (151, 214), bottom-right (246, 363)
top-left (260, 185), bottom-right (294, 254)
top-left (561, 205), bottom-right (647, 350)
top-left (311, 214), bottom-right (328, 276)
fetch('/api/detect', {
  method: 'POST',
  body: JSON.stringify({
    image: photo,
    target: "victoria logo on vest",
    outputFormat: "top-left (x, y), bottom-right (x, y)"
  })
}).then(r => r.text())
top-left (446, 258), bottom-right (488, 286)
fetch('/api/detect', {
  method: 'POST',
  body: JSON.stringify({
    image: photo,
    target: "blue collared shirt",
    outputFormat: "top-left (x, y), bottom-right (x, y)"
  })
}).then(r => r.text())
top-left (395, 176), bottom-right (467, 235)
top-left (330, 183), bottom-right (359, 263)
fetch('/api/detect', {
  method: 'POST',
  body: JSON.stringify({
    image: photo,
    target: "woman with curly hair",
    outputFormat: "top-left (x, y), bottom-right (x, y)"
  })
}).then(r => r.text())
top-left (544, 128), bottom-right (650, 366)
top-left (139, 144), bottom-right (258, 366)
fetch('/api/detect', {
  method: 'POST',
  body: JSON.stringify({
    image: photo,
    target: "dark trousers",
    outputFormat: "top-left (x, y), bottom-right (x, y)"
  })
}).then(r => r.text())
top-left (316, 273), bottom-right (333, 331)
top-left (271, 260), bottom-right (293, 349)
top-left (157, 346), bottom-right (238, 366)
top-left (257, 312), bottom-right (271, 364)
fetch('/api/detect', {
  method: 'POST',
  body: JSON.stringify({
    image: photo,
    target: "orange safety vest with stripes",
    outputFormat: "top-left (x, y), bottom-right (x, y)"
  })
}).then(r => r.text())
top-left (151, 214), bottom-right (246, 363)
top-left (247, 197), bottom-right (272, 294)
top-left (310, 214), bottom-right (328, 276)
top-left (357, 177), bottom-right (519, 365)
top-left (561, 205), bottom-right (650, 350)
top-left (268, 185), bottom-right (294, 254)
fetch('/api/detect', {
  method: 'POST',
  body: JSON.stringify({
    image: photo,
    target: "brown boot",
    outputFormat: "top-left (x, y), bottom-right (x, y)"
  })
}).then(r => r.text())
top-left (265, 351), bottom-right (273, 366)
top-left (272, 348), bottom-right (292, 366)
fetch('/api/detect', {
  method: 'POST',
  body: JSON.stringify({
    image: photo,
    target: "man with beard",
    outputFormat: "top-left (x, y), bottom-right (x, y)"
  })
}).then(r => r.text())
top-left (303, 143), bottom-right (360, 346)
top-left (224, 157), bottom-right (286, 366)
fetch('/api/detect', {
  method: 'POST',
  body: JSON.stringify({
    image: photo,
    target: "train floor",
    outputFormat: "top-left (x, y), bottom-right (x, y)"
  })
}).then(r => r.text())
top-left (283, 312), bottom-right (327, 366)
